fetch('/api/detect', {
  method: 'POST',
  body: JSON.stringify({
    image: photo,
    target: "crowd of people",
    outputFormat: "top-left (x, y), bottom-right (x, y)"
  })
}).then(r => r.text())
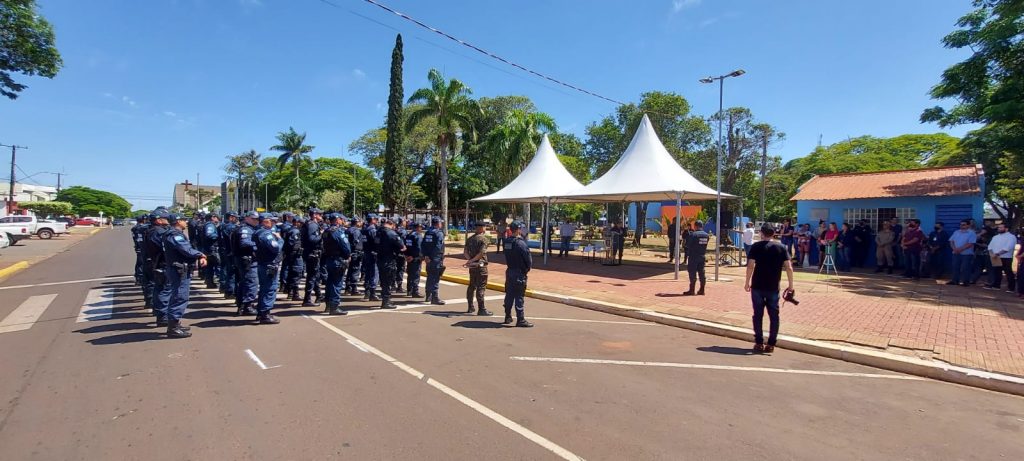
top-left (130, 207), bottom-right (538, 338)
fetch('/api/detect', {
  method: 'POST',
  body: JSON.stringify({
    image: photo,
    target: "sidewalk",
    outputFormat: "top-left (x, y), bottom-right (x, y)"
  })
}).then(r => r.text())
top-left (0, 226), bottom-right (106, 276)
top-left (439, 243), bottom-right (1024, 378)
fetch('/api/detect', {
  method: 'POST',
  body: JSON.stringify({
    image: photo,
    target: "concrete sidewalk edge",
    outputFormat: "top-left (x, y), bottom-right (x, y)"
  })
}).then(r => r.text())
top-left (0, 260), bottom-right (30, 282)
top-left (434, 272), bottom-right (1024, 397)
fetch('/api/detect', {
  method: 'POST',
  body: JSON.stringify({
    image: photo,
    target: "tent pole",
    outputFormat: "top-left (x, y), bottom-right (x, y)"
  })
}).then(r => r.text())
top-left (465, 201), bottom-right (470, 243)
top-left (738, 198), bottom-right (744, 266)
top-left (543, 199), bottom-right (550, 265)
top-left (674, 193), bottom-right (681, 281)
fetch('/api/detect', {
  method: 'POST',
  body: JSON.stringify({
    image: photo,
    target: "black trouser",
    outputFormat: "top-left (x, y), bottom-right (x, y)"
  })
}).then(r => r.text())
top-left (134, 251), bottom-right (144, 284)
top-left (407, 257), bottom-right (422, 294)
top-left (395, 254), bottom-right (406, 290)
top-left (990, 257), bottom-right (1016, 291)
top-left (503, 270), bottom-right (527, 320)
top-left (346, 252), bottom-right (362, 293)
top-left (687, 258), bottom-right (706, 291)
top-left (668, 239), bottom-right (677, 261)
top-left (303, 253), bottom-right (322, 301)
top-left (613, 244), bottom-right (623, 263)
top-left (751, 289), bottom-right (780, 346)
top-left (377, 258), bottom-right (397, 301)
top-left (204, 254), bottom-right (219, 287)
top-left (468, 265), bottom-right (487, 307)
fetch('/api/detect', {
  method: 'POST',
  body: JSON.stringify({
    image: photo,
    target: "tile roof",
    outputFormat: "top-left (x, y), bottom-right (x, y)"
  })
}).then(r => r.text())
top-left (790, 164), bottom-right (983, 201)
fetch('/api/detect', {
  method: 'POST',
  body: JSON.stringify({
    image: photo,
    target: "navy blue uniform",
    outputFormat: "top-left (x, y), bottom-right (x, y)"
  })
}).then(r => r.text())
top-left (201, 221), bottom-right (220, 288)
top-left (322, 224), bottom-right (352, 310)
top-left (301, 220), bottom-right (323, 303)
top-left (376, 227), bottom-right (404, 302)
top-left (422, 227), bottom-right (446, 300)
top-left (345, 225), bottom-right (364, 295)
top-left (284, 222), bottom-right (304, 296)
top-left (277, 221), bottom-right (293, 290)
top-left (361, 223), bottom-right (380, 294)
top-left (394, 227), bottom-right (408, 291)
top-left (143, 225), bottom-right (172, 316)
top-left (131, 222), bottom-right (149, 285)
top-left (503, 234), bottom-right (532, 320)
top-left (685, 230), bottom-right (710, 293)
top-left (231, 222), bottom-right (259, 307)
top-left (218, 221), bottom-right (238, 295)
top-left (163, 228), bottom-right (204, 321)
top-left (404, 230), bottom-right (423, 296)
top-left (254, 227), bottom-right (283, 315)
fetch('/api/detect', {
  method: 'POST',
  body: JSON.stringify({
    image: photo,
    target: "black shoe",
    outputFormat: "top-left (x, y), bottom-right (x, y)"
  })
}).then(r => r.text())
top-left (223, 293), bottom-right (234, 299)
top-left (515, 319), bottom-right (534, 328)
top-left (166, 321), bottom-right (191, 338)
top-left (753, 343), bottom-right (765, 353)
top-left (302, 299), bottom-right (318, 307)
top-left (681, 290), bottom-right (695, 296)
top-left (503, 315), bottom-right (514, 325)
top-left (381, 301), bottom-right (397, 309)
top-left (466, 305), bottom-right (476, 314)
top-left (945, 281), bottom-right (958, 285)
top-left (238, 304), bottom-right (256, 316)
top-left (697, 288), bottom-right (705, 296)
top-left (763, 345), bottom-right (775, 353)
top-left (314, 297), bottom-right (323, 305)
top-left (410, 291), bottom-right (422, 299)
top-left (206, 283), bottom-right (218, 290)
top-left (430, 297), bottom-right (446, 305)
top-left (328, 307), bottom-right (347, 315)
top-left (156, 317), bottom-right (168, 327)
top-left (369, 295), bottom-right (382, 302)
top-left (256, 314), bottom-right (280, 324)
top-left (478, 308), bottom-right (493, 316)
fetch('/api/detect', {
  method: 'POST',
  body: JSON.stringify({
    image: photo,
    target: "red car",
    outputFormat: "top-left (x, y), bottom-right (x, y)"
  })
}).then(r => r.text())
top-left (75, 218), bottom-right (98, 226)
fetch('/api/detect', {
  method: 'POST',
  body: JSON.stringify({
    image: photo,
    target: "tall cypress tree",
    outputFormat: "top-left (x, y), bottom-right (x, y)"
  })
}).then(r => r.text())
top-left (382, 34), bottom-right (406, 212)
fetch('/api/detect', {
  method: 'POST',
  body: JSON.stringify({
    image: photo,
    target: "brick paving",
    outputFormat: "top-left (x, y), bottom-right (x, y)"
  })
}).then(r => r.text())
top-left (440, 243), bottom-right (1024, 377)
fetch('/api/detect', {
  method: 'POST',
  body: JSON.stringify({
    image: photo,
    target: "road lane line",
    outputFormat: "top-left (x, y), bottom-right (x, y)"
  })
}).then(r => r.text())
top-left (526, 317), bottom-right (653, 326)
top-left (309, 315), bottom-right (583, 461)
top-left (0, 294), bottom-right (59, 333)
top-left (244, 349), bottom-right (281, 370)
top-left (0, 275), bottom-right (133, 291)
top-left (510, 357), bottom-right (925, 381)
top-left (76, 288), bottom-right (115, 323)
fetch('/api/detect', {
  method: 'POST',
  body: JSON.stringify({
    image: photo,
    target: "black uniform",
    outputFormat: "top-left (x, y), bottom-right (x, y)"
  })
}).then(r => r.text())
top-left (283, 221), bottom-right (304, 299)
top-left (394, 225), bottom-right (408, 292)
top-left (503, 233), bottom-right (532, 323)
top-left (301, 219), bottom-right (323, 304)
top-left (376, 226), bottom-right (404, 306)
top-left (322, 222), bottom-right (352, 312)
top-left (346, 224), bottom-right (364, 295)
top-left (362, 222), bottom-right (379, 296)
top-left (404, 229), bottom-right (423, 297)
top-left (685, 229), bottom-right (710, 294)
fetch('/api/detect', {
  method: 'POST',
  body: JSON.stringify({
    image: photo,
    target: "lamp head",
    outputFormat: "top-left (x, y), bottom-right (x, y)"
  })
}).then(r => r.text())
top-left (699, 77), bottom-right (714, 84)
top-left (728, 69), bottom-right (746, 78)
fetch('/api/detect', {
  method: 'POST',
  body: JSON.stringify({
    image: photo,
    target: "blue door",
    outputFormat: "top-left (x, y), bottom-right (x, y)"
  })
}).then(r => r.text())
top-left (935, 204), bottom-right (973, 227)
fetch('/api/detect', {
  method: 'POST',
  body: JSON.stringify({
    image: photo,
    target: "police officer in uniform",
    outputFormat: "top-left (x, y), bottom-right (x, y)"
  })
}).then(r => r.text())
top-left (131, 215), bottom-right (149, 286)
top-left (163, 213), bottom-right (207, 338)
top-left (422, 216), bottom-right (447, 305)
top-left (219, 212), bottom-right (239, 299)
top-left (143, 209), bottom-right (172, 322)
top-left (376, 217), bottom-right (405, 309)
top-left (231, 211), bottom-right (260, 315)
top-left (278, 212), bottom-right (295, 292)
top-left (301, 208), bottom-right (324, 307)
top-left (404, 222), bottom-right (424, 299)
top-left (394, 217), bottom-right (407, 294)
top-left (361, 214), bottom-right (381, 301)
top-left (345, 216), bottom-right (364, 296)
top-left (682, 220), bottom-right (709, 296)
top-left (201, 214), bottom-right (221, 289)
top-left (503, 221), bottom-right (533, 327)
top-left (464, 221), bottom-right (493, 316)
top-left (284, 215), bottom-right (305, 301)
top-left (322, 213), bottom-right (353, 315)
top-left (252, 213), bottom-right (283, 324)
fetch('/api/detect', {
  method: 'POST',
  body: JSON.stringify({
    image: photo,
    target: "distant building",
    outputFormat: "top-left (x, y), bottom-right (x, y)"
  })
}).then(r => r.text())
top-left (0, 183), bottom-right (59, 217)
top-left (790, 164), bottom-right (985, 230)
top-left (172, 182), bottom-right (220, 211)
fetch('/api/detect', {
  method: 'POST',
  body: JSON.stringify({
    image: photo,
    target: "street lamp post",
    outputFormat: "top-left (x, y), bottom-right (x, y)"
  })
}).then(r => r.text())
top-left (699, 69), bottom-right (745, 282)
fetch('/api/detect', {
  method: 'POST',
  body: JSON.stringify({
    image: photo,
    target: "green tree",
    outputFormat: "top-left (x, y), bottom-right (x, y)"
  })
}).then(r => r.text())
top-left (406, 69), bottom-right (481, 226)
top-left (270, 127), bottom-right (316, 207)
top-left (921, 0), bottom-right (1024, 226)
top-left (382, 34), bottom-right (410, 212)
top-left (56, 186), bottom-right (132, 217)
top-left (20, 200), bottom-right (72, 217)
top-left (0, 0), bottom-right (62, 100)
top-left (549, 132), bottom-right (584, 159)
top-left (484, 109), bottom-right (557, 184)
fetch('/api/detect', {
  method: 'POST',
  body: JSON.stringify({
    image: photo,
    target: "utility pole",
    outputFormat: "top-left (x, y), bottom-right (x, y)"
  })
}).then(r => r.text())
top-left (196, 173), bottom-right (201, 211)
top-left (56, 172), bottom-right (63, 194)
top-left (760, 132), bottom-right (768, 223)
top-left (2, 143), bottom-right (28, 215)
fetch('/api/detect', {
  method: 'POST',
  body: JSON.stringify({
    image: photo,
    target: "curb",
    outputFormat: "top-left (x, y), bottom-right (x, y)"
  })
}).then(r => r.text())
top-left (0, 261), bottom-right (30, 282)
top-left (434, 272), bottom-right (1024, 397)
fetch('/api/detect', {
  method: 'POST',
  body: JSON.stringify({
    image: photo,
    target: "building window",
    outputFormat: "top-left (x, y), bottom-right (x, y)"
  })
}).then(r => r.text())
top-left (843, 207), bottom-right (917, 230)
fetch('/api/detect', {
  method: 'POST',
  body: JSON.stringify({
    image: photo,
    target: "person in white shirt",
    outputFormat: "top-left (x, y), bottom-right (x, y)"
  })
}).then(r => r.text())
top-left (558, 221), bottom-right (576, 258)
top-left (742, 222), bottom-right (756, 256)
top-left (986, 223), bottom-right (1017, 292)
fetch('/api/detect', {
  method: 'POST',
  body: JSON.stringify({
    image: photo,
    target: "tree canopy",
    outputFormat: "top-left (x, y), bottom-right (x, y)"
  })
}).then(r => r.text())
top-left (20, 201), bottom-right (72, 217)
top-left (0, 0), bottom-right (62, 99)
top-left (55, 186), bottom-right (132, 218)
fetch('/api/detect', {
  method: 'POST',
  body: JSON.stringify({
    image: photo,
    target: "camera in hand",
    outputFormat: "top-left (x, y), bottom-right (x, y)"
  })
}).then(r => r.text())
top-left (783, 289), bottom-right (799, 305)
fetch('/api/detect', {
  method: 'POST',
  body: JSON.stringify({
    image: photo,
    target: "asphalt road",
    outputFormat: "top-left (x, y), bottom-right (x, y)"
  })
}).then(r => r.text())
top-left (1, 228), bottom-right (1023, 460)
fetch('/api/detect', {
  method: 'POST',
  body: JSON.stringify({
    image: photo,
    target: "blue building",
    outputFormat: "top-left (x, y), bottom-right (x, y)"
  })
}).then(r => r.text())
top-left (791, 164), bottom-right (985, 265)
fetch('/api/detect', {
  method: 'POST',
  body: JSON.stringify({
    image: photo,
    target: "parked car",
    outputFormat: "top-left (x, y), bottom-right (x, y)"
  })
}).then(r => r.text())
top-left (0, 232), bottom-right (10, 249)
top-left (75, 218), bottom-right (98, 227)
top-left (56, 216), bottom-right (75, 227)
top-left (0, 221), bottom-right (33, 244)
top-left (0, 216), bottom-right (68, 239)
top-left (112, 218), bottom-right (126, 226)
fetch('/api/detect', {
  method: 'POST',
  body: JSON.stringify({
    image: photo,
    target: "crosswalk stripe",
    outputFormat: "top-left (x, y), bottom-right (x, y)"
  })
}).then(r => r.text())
top-left (76, 288), bottom-right (115, 323)
top-left (0, 294), bottom-right (59, 333)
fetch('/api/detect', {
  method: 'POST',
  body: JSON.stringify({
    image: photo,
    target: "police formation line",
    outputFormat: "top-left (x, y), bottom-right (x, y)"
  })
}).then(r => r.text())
top-left (130, 208), bottom-right (535, 338)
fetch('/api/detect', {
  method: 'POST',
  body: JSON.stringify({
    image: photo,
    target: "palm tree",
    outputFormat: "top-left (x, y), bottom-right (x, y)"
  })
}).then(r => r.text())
top-left (224, 149), bottom-right (263, 210)
top-left (406, 69), bottom-right (481, 227)
top-left (270, 127), bottom-right (315, 183)
top-left (485, 109), bottom-right (557, 183)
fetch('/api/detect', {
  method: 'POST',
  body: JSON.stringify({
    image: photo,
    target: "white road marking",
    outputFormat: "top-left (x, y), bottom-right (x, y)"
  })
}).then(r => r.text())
top-left (510, 357), bottom-right (925, 381)
top-left (527, 317), bottom-right (653, 326)
top-left (0, 294), bottom-right (59, 333)
top-left (0, 275), bottom-right (133, 291)
top-left (244, 349), bottom-right (281, 370)
top-left (309, 316), bottom-right (583, 461)
top-left (76, 288), bottom-right (115, 323)
top-left (439, 280), bottom-right (459, 286)
top-left (346, 339), bottom-right (369, 353)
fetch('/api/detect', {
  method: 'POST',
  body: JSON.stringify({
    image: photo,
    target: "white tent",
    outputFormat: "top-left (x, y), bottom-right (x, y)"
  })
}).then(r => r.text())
top-left (470, 134), bottom-right (585, 263)
top-left (559, 113), bottom-right (740, 280)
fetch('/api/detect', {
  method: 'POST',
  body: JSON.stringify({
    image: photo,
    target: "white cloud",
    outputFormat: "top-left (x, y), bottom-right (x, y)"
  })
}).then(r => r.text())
top-left (101, 92), bottom-right (113, 98)
top-left (352, 68), bottom-right (367, 79)
top-left (121, 96), bottom-right (137, 107)
top-left (163, 111), bottom-right (177, 117)
top-left (672, 0), bottom-right (700, 13)
top-left (239, 0), bottom-right (262, 7)
top-left (699, 17), bottom-right (719, 28)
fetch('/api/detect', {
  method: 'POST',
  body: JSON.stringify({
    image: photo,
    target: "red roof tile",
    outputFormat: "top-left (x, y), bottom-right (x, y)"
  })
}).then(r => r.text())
top-left (790, 164), bottom-right (983, 201)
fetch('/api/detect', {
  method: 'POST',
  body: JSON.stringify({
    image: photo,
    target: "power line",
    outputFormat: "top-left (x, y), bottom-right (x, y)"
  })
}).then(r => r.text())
top-left (318, 0), bottom-right (627, 106)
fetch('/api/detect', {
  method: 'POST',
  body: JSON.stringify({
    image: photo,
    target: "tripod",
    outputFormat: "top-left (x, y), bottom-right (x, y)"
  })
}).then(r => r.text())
top-left (817, 244), bottom-right (843, 290)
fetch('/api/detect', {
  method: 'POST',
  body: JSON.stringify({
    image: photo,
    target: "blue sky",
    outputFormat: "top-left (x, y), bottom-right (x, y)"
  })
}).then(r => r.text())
top-left (1, 0), bottom-right (976, 210)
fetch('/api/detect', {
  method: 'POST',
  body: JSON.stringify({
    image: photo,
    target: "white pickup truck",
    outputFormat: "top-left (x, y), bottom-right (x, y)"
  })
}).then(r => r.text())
top-left (0, 215), bottom-right (69, 240)
top-left (0, 221), bottom-right (34, 244)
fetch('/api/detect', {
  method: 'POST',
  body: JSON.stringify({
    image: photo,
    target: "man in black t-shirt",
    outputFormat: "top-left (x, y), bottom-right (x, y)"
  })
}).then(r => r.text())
top-left (744, 224), bottom-right (794, 353)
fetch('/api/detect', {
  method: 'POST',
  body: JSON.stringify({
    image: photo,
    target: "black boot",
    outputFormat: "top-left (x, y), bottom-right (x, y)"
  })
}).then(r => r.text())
top-left (166, 319), bottom-right (192, 338)
top-left (515, 318), bottom-right (534, 328)
top-left (302, 295), bottom-right (318, 307)
top-left (237, 303), bottom-right (256, 316)
top-left (289, 288), bottom-right (301, 302)
top-left (381, 299), bottom-right (397, 309)
top-left (430, 296), bottom-right (446, 305)
top-left (256, 313), bottom-right (280, 324)
top-left (697, 284), bottom-right (705, 296)
top-left (223, 292), bottom-right (234, 299)
top-left (466, 303), bottom-right (476, 314)
top-left (477, 304), bottom-right (493, 316)
top-left (368, 293), bottom-right (381, 302)
top-left (156, 316), bottom-right (168, 327)
top-left (503, 310), bottom-right (514, 325)
top-left (682, 286), bottom-right (696, 296)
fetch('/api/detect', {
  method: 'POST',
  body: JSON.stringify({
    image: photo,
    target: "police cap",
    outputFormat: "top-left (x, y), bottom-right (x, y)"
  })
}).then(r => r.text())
top-left (226, 211), bottom-right (239, 218)
top-left (244, 210), bottom-right (259, 219)
top-left (430, 216), bottom-right (442, 225)
top-left (167, 213), bottom-right (188, 222)
top-left (258, 212), bottom-right (273, 221)
top-left (282, 212), bottom-right (294, 219)
top-left (509, 221), bottom-right (523, 230)
top-left (367, 213), bottom-right (379, 221)
top-left (152, 209), bottom-right (171, 220)
top-left (308, 207), bottom-right (322, 215)
top-left (412, 221), bottom-right (424, 229)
